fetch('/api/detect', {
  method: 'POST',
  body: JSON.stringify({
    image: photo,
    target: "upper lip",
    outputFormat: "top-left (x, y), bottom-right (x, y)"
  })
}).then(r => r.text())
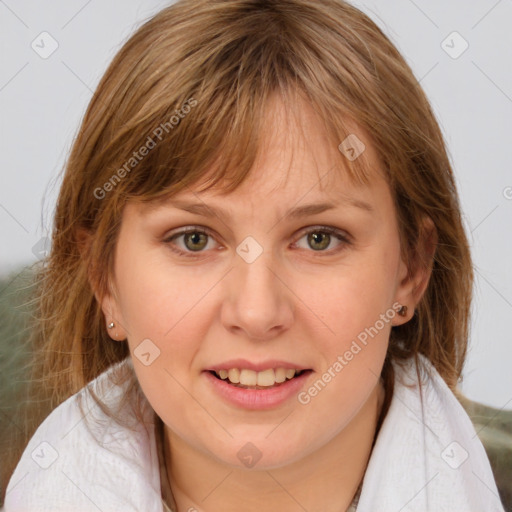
top-left (206, 359), bottom-right (312, 372)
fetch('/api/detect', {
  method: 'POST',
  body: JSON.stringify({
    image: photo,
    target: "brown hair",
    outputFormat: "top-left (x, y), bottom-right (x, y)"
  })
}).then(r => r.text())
top-left (6, 0), bottom-right (473, 492)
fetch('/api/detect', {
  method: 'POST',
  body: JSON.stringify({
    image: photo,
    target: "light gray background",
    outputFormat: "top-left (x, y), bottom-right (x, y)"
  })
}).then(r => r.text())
top-left (0, 0), bottom-right (511, 409)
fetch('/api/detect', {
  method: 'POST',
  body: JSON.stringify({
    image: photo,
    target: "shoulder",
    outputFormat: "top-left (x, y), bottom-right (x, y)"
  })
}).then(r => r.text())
top-left (356, 354), bottom-right (505, 511)
top-left (391, 354), bottom-right (478, 435)
top-left (3, 358), bottom-right (163, 512)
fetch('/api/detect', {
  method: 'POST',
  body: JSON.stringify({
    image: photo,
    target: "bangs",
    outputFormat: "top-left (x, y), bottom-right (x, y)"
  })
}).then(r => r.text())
top-left (89, 1), bottom-right (377, 210)
top-left (123, 87), bottom-right (372, 208)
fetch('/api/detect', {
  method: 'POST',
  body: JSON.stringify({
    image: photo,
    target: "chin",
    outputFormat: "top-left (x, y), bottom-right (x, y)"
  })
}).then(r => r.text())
top-left (210, 436), bottom-right (310, 471)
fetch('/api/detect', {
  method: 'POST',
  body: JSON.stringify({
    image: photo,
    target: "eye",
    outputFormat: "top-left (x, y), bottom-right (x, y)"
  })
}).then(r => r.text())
top-left (163, 227), bottom-right (219, 256)
top-left (163, 225), bottom-right (351, 258)
top-left (293, 226), bottom-right (351, 254)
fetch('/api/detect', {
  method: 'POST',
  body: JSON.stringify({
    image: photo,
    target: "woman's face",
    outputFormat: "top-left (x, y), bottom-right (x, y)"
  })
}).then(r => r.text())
top-left (104, 97), bottom-right (416, 469)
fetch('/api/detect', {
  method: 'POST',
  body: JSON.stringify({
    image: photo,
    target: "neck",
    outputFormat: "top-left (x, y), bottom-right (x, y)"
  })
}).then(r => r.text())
top-left (164, 380), bottom-right (385, 512)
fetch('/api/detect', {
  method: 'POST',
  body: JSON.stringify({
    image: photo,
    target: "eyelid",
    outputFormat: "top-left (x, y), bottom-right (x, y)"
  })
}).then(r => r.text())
top-left (163, 225), bottom-right (212, 238)
top-left (294, 225), bottom-right (351, 242)
top-left (162, 225), bottom-right (217, 245)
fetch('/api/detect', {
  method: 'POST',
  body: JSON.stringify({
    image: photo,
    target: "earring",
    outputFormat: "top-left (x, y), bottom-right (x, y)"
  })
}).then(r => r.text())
top-left (108, 321), bottom-right (115, 329)
top-left (398, 306), bottom-right (408, 317)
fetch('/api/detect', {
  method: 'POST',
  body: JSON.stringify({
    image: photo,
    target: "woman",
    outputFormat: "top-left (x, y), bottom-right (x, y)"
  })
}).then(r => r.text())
top-left (3, 0), bottom-right (504, 510)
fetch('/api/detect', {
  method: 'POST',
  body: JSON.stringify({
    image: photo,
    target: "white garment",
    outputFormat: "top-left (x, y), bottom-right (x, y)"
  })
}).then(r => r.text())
top-left (357, 356), bottom-right (505, 512)
top-left (3, 354), bottom-right (505, 512)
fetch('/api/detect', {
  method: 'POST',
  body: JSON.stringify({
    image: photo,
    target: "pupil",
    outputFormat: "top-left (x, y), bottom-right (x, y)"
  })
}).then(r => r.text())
top-left (309, 232), bottom-right (329, 250)
top-left (185, 232), bottom-right (207, 251)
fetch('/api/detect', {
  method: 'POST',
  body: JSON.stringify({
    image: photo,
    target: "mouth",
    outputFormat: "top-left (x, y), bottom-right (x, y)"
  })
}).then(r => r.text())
top-left (208, 368), bottom-right (313, 390)
top-left (204, 364), bottom-right (314, 409)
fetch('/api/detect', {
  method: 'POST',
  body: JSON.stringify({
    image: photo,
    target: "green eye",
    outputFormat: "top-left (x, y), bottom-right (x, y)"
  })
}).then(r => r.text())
top-left (294, 226), bottom-right (350, 254)
top-left (164, 225), bottom-right (351, 258)
top-left (164, 227), bottom-right (215, 256)
top-left (307, 232), bottom-right (331, 251)
top-left (183, 232), bottom-right (209, 251)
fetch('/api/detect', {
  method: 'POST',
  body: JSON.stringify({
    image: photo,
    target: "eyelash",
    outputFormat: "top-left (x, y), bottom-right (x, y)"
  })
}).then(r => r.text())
top-left (162, 225), bottom-right (351, 258)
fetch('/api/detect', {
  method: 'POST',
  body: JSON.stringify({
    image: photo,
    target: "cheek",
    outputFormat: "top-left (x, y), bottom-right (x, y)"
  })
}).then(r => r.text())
top-left (294, 244), bottom-right (399, 384)
top-left (115, 251), bottom-right (212, 341)
top-left (114, 256), bottom-right (215, 430)
top-left (295, 268), bottom-right (394, 423)
top-left (303, 257), bottom-right (399, 337)
top-left (114, 254), bottom-right (221, 398)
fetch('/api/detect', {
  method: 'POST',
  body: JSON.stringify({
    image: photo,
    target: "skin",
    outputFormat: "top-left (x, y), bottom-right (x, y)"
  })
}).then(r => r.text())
top-left (100, 94), bottom-right (434, 512)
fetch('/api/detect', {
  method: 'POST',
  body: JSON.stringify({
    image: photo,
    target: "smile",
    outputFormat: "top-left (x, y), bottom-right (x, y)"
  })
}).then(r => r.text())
top-left (205, 368), bottom-right (313, 410)
top-left (212, 368), bottom-right (306, 388)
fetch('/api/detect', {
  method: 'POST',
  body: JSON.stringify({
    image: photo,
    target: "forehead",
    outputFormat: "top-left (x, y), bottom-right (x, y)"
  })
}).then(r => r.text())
top-left (244, 92), bottom-right (384, 188)
top-left (139, 93), bottom-right (388, 213)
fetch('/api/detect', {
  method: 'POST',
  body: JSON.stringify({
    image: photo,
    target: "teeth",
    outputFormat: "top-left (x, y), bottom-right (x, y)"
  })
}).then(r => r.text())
top-left (228, 368), bottom-right (240, 383)
top-left (285, 369), bottom-right (296, 379)
top-left (214, 367), bottom-right (302, 387)
top-left (275, 368), bottom-right (287, 383)
top-left (256, 369), bottom-right (275, 386)
top-left (240, 369), bottom-right (257, 386)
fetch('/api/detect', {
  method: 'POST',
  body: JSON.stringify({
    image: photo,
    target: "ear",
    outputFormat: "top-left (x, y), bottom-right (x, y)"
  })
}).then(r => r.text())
top-left (392, 216), bottom-right (437, 326)
top-left (76, 227), bottom-right (128, 341)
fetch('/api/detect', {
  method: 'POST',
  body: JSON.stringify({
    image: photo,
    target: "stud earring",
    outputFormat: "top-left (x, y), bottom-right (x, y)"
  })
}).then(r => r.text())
top-left (398, 306), bottom-right (408, 317)
top-left (108, 321), bottom-right (115, 329)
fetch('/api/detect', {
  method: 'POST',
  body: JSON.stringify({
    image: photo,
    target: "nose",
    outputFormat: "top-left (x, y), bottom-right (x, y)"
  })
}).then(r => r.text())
top-left (221, 251), bottom-right (295, 341)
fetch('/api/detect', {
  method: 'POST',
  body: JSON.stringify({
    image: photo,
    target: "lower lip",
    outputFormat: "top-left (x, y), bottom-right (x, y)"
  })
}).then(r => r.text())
top-left (204, 370), bottom-right (313, 410)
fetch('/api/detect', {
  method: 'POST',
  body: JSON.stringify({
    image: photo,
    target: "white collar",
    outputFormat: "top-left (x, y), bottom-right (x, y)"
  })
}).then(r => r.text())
top-left (4, 355), bottom-right (504, 511)
top-left (357, 354), bottom-right (504, 511)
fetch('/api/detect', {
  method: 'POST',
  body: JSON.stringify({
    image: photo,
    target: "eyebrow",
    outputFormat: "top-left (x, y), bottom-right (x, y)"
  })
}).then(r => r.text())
top-left (162, 197), bottom-right (374, 221)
